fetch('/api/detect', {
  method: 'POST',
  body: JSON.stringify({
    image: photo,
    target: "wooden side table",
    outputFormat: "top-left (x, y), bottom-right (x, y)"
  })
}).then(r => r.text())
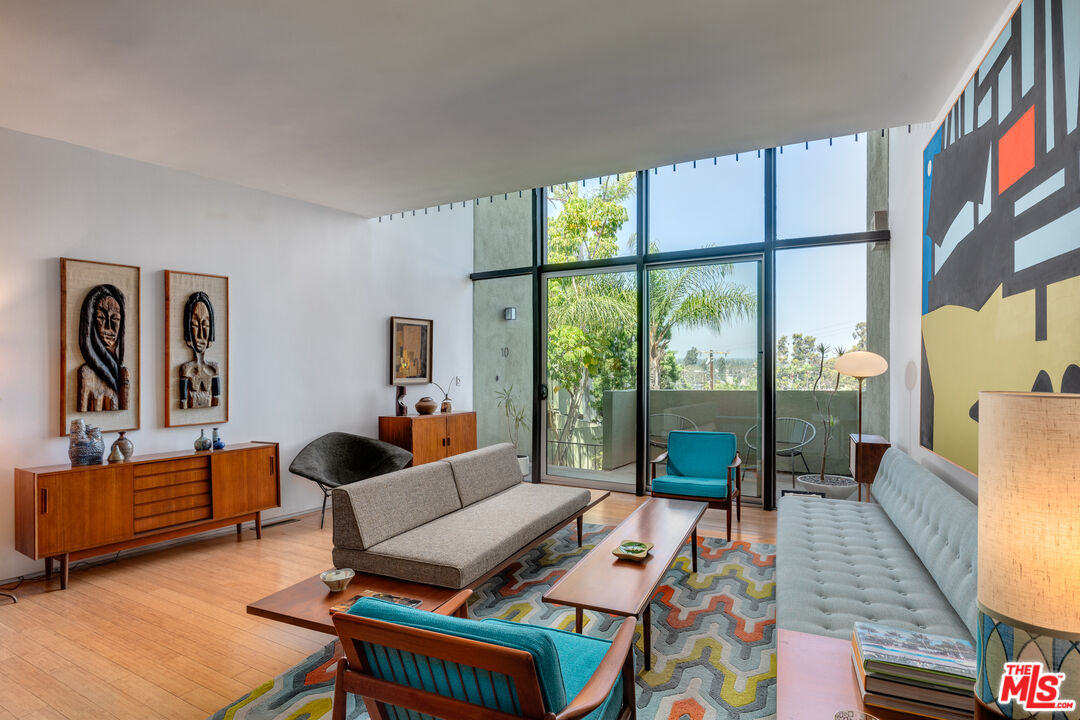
top-left (849, 433), bottom-right (890, 501)
top-left (778, 629), bottom-right (969, 719)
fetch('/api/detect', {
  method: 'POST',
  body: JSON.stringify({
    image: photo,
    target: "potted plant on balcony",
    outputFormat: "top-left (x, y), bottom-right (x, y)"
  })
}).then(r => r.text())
top-left (796, 344), bottom-right (857, 500)
top-left (496, 385), bottom-right (531, 478)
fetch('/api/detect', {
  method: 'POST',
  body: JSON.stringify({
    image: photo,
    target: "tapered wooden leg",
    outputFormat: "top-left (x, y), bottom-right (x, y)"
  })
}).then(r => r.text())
top-left (255, 512), bottom-right (262, 539)
top-left (332, 661), bottom-right (348, 720)
top-left (44, 557), bottom-right (53, 581)
top-left (575, 607), bottom-right (584, 633)
top-left (622, 652), bottom-right (638, 720)
top-left (60, 554), bottom-right (69, 590)
top-left (643, 604), bottom-right (652, 671)
top-left (577, 515), bottom-right (583, 547)
top-left (236, 523), bottom-right (242, 537)
top-left (726, 503), bottom-right (732, 541)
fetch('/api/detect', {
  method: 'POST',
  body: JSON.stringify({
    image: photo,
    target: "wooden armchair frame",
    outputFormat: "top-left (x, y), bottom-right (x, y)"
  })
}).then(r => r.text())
top-left (650, 451), bottom-right (742, 540)
top-left (331, 590), bottom-right (637, 720)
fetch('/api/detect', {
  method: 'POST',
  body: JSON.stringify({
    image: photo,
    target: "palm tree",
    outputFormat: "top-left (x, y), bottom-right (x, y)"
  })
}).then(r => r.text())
top-left (648, 262), bottom-right (756, 388)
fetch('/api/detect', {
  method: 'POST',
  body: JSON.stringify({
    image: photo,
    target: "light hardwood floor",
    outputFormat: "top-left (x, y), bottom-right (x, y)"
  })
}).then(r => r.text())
top-left (0, 490), bottom-right (776, 720)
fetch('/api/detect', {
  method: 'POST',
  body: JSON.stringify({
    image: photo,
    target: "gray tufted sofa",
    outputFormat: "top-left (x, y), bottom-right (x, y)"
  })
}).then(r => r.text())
top-left (777, 447), bottom-right (977, 641)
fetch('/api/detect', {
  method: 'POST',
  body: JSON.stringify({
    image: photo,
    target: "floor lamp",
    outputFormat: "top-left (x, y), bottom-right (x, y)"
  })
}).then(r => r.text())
top-left (976, 392), bottom-right (1079, 718)
top-left (835, 351), bottom-right (887, 500)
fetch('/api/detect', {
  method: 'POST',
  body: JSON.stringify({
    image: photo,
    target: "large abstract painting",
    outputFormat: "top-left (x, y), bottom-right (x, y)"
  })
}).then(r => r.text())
top-left (922, 0), bottom-right (1080, 473)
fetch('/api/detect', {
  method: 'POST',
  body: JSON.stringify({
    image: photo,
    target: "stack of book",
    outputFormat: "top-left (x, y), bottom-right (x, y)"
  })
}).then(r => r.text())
top-left (851, 622), bottom-right (976, 720)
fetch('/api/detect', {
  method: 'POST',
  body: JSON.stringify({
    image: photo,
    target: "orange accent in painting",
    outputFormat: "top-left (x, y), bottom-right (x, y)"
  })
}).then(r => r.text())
top-left (998, 106), bottom-right (1036, 194)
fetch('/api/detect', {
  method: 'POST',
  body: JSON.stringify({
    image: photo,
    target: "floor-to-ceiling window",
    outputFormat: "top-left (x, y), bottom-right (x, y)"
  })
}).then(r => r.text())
top-left (472, 133), bottom-right (889, 509)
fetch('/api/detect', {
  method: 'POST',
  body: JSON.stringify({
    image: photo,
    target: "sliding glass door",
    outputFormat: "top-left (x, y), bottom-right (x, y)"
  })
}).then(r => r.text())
top-left (542, 268), bottom-right (638, 486)
top-left (646, 258), bottom-right (763, 498)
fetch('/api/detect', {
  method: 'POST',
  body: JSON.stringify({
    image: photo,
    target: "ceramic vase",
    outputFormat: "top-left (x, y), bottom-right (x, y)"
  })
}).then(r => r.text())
top-left (212, 428), bottom-right (225, 450)
top-left (194, 429), bottom-right (212, 451)
top-left (415, 397), bottom-right (438, 415)
top-left (107, 442), bottom-right (125, 463)
top-left (68, 419), bottom-right (99, 466)
top-left (115, 431), bottom-right (134, 460)
top-left (440, 398), bottom-right (452, 413)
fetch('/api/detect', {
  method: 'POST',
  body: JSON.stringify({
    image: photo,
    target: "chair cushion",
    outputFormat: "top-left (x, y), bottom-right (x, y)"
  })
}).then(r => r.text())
top-left (530, 622), bottom-right (624, 720)
top-left (666, 431), bottom-right (736, 478)
top-left (652, 474), bottom-right (728, 499)
top-left (346, 597), bottom-right (568, 711)
top-left (777, 495), bottom-right (972, 641)
top-left (446, 443), bottom-right (523, 506)
top-left (332, 461), bottom-right (462, 550)
top-left (333, 483), bottom-right (591, 588)
top-left (871, 448), bottom-right (978, 639)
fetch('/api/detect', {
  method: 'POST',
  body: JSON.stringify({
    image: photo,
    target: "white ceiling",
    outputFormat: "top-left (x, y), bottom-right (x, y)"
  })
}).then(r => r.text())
top-left (0, 1), bottom-right (1013, 218)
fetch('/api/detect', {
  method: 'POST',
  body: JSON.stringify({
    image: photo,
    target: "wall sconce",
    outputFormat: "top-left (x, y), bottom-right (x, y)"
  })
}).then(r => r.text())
top-left (504, 307), bottom-right (517, 321)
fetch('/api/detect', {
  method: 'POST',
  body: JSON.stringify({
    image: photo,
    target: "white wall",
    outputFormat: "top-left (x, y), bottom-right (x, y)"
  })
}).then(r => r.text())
top-left (888, 0), bottom-right (1021, 502)
top-left (0, 127), bottom-right (473, 581)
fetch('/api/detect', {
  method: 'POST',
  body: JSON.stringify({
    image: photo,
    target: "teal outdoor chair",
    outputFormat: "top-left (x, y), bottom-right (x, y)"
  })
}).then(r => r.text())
top-left (331, 594), bottom-right (637, 720)
top-left (650, 431), bottom-right (742, 541)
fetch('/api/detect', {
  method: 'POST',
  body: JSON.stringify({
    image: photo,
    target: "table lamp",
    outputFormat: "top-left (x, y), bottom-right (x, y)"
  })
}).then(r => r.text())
top-left (977, 391), bottom-right (1079, 718)
top-left (834, 351), bottom-right (888, 443)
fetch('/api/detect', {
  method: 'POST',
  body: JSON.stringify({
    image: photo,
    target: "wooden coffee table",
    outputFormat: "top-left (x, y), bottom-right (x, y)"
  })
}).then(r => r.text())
top-left (542, 497), bottom-right (707, 670)
top-left (246, 571), bottom-right (463, 635)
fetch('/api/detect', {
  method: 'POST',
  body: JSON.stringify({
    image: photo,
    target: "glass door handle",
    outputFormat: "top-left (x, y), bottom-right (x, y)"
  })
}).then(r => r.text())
top-left (538, 384), bottom-right (549, 401)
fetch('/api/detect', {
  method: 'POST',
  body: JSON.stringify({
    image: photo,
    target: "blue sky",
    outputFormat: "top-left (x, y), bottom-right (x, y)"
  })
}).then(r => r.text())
top-left (547, 136), bottom-right (869, 361)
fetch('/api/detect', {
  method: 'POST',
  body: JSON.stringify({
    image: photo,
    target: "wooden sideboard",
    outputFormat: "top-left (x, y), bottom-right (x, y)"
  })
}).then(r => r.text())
top-left (378, 412), bottom-right (477, 465)
top-left (15, 442), bottom-right (280, 588)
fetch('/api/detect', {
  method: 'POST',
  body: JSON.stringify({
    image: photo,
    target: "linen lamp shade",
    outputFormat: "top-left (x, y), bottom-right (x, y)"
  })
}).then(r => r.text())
top-left (976, 391), bottom-right (1080, 717)
top-left (834, 351), bottom-right (888, 379)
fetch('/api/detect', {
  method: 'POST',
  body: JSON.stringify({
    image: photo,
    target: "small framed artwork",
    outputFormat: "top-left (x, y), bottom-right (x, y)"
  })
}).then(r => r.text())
top-left (60, 258), bottom-right (141, 435)
top-left (165, 270), bottom-right (229, 427)
top-left (390, 316), bottom-right (433, 385)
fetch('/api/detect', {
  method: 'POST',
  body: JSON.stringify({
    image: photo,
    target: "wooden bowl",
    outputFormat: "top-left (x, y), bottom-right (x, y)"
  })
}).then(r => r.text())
top-left (612, 540), bottom-right (653, 562)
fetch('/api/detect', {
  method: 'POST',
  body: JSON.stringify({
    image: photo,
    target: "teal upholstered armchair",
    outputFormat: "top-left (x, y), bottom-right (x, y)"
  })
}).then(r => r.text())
top-left (650, 431), bottom-right (742, 540)
top-left (332, 594), bottom-right (637, 720)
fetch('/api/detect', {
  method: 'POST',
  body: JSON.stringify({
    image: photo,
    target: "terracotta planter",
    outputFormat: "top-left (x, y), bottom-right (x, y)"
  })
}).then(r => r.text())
top-left (414, 397), bottom-right (438, 415)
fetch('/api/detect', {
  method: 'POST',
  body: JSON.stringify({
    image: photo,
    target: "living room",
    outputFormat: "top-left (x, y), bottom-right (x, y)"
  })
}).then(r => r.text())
top-left (1, 2), bottom-right (1078, 719)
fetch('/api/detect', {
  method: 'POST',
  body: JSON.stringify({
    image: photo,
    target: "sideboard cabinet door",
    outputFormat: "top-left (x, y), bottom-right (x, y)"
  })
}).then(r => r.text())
top-left (211, 446), bottom-right (280, 518)
top-left (48, 467), bottom-right (134, 552)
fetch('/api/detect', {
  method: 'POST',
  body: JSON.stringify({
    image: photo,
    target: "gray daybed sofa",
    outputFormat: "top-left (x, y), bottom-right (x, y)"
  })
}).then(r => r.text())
top-left (777, 447), bottom-right (977, 642)
top-left (332, 443), bottom-right (592, 589)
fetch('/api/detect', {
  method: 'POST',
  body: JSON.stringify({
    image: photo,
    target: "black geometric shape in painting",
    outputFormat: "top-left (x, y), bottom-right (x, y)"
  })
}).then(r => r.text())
top-left (920, 338), bottom-right (935, 450)
top-left (1062, 364), bottom-right (1080, 394)
top-left (1031, 369), bottom-right (1054, 392)
top-left (969, 400), bottom-right (979, 422)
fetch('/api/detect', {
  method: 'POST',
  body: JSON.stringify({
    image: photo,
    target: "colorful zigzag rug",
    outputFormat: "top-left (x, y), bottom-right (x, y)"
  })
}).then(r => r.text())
top-left (210, 524), bottom-right (776, 720)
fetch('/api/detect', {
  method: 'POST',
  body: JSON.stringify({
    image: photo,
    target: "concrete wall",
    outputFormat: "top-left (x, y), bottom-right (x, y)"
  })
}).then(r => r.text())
top-left (0, 127), bottom-right (473, 582)
top-left (865, 131), bottom-right (891, 438)
top-left (472, 194), bottom-right (534, 455)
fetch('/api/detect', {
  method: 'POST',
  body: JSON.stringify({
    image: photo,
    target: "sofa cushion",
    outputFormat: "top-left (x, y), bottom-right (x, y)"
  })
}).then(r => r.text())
top-left (871, 448), bottom-right (978, 638)
top-left (346, 597), bottom-right (567, 711)
top-left (333, 483), bottom-right (590, 588)
top-left (777, 495), bottom-right (972, 641)
top-left (332, 461), bottom-right (462, 550)
top-left (652, 475), bottom-right (728, 499)
top-left (446, 443), bottom-right (523, 506)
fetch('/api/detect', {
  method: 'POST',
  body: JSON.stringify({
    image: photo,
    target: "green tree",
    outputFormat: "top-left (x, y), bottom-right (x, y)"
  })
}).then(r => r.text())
top-left (852, 321), bottom-right (867, 351)
top-left (647, 264), bottom-right (756, 389)
top-left (683, 346), bottom-right (700, 366)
